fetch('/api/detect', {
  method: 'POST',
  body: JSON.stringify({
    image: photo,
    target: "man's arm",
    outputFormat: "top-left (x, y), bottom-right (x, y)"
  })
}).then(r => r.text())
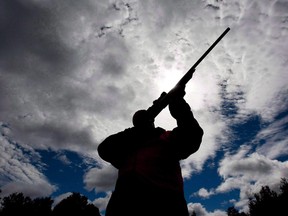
top-left (168, 91), bottom-right (204, 159)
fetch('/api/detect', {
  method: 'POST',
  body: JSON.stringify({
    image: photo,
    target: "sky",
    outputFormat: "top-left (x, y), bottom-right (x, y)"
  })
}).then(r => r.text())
top-left (0, 0), bottom-right (288, 215)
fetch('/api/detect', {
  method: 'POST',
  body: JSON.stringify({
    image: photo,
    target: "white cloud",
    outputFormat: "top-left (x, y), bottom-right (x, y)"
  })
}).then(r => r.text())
top-left (188, 202), bottom-right (227, 216)
top-left (196, 188), bottom-right (215, 198)
top-left (93, 192), bottom-right (111, 212)
top-left (84, 163), bottom-right (118, 193)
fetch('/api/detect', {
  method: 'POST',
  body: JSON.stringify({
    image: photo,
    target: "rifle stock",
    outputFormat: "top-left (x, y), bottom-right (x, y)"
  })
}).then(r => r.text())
top-left (147, 27), bottom-right (230, 119)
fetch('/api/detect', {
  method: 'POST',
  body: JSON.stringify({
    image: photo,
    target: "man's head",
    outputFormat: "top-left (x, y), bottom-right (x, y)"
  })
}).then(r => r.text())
top-left (132, 109), bottom-right (155, 128)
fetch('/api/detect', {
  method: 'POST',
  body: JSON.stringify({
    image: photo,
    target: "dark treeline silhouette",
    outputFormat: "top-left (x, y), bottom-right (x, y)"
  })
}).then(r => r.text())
top-left (0, 178), bottom-right (287, 216)
top-left (0, 191), bottom-right (101, 216)
top-left (226, 178), bottom-right (288, 216)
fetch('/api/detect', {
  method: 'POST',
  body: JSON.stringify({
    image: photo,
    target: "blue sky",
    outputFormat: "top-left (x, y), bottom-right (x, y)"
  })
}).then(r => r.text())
top-left (1, 0), bottom-right (288, 215)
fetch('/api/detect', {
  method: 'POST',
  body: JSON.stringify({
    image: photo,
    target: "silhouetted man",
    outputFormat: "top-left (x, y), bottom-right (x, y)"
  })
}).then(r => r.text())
top-left (98, 87), bottom-right (204, 216)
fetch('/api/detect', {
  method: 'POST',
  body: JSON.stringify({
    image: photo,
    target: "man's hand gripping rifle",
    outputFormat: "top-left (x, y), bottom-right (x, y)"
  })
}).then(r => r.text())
top-left (147, 27), bottom-right (230, 119)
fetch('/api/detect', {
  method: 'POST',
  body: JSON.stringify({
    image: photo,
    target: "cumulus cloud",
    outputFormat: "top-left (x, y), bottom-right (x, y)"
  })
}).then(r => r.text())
top-left (195, 188), bottom-right (215, 198)
top-left (83, 163), bottom-right (118, 193)
top-left (188, 202), bottom-right (226, 216)
top-left (213, 146), bottom-right (288, 209)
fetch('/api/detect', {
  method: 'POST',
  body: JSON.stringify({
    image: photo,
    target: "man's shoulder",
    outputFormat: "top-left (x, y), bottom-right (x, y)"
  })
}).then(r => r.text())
top-left (123, 127), bottom-right (136, 133)
top-left (158, 128), bottom-right (172, 141)
top-left (155, 127), bottom-right (166, 133)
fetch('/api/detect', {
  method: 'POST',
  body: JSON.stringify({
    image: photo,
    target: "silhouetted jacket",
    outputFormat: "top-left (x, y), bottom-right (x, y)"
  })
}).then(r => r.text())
top-left (98, 98), bottom-right (203, 216)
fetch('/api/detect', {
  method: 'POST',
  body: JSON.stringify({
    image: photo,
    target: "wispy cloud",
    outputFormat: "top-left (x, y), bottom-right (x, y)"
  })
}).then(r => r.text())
top-left (0, 124), bottom-right (57, 198)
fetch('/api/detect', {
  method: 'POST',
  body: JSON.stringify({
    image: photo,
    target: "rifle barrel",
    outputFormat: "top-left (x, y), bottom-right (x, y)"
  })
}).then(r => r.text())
top-left (191, 27), bottom-right (230, 70)
top-left (176, 27), bottom-right (230, 87)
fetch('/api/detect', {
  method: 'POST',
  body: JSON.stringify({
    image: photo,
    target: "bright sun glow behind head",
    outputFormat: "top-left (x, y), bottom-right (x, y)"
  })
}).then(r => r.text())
top-left (156, 67), bottom-right (184, 93)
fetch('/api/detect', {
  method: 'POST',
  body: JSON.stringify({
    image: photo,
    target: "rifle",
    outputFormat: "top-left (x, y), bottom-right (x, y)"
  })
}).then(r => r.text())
top-left (147, 27), bottom-right (230, 119)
